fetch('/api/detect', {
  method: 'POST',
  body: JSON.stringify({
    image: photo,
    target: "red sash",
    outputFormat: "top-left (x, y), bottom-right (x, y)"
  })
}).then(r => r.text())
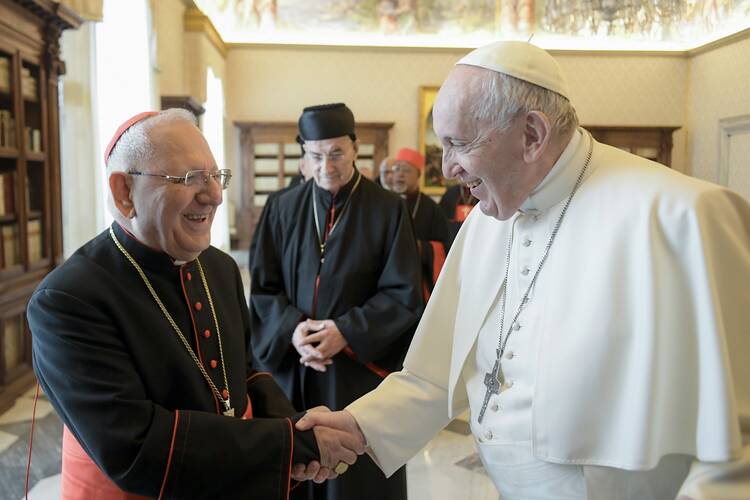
top-left (454, 204), bottom-right (473, 222)
top-left (60, 396), bottom-right (253, 499)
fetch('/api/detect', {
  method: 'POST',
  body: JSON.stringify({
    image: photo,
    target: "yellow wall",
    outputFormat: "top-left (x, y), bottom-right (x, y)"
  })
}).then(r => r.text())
top-left (152, 0), bottom-right (187, 96)
top-left (686, 36), bottom-right (750, 184)
top-left (225, 46), bottom-right (688, 172)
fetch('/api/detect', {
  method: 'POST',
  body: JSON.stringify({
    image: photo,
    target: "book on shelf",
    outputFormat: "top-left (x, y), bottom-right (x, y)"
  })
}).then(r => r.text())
top-left (32, 129), bottom-right (41, 152)
top-left (1, 222), bottom-right (18, 268)
top-left (0, 57), bottom-right (9, 93)
top-left (0, 110), bottom-right (15, 148)
top-left (27, 218), bottom-right (42, 262)
top-left (20, 67), bottom-right (37, 100)
top-left (0, 172), bottom-right (14, 216)
top-left (24, 127), bottom-right (42, 153)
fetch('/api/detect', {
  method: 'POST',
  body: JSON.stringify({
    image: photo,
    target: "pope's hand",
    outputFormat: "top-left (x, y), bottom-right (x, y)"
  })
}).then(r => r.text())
top-left (292, 320), bottom-right (332, 372)
top-left (291, 460), bottom-right (333, 483)
top-left (298, 319), bottom-right (348, 362)
top-left (296, 408), bottom-right (367, 458)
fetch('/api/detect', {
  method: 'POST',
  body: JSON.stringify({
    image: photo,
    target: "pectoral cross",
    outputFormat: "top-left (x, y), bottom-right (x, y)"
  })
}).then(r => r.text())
top-left (477, 351), bottom-right (504, 424)
top-left (222, 400), bottom-right (234, 417)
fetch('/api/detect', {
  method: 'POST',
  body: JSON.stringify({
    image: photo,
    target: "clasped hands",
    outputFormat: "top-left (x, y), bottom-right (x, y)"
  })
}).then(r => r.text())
top-left (292, 319), bottom-right (347, 372)
top-left (291, 406), bottom-right (367, 483)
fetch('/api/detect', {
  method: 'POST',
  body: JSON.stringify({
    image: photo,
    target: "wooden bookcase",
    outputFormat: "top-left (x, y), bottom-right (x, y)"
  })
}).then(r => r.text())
top-left (0, 0), bottom-right (80, 413)
top-left (234, 121), bottom-right (393, 249)
top-left (587, 126), bottom-right (680, 167)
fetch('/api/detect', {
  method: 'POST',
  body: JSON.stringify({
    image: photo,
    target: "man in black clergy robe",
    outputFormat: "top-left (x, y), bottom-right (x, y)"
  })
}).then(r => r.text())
top-left (384, 147), bottom-right (451, 299)
top-left (28, 109), bottom-right (364, 500)
top-left (439, 183), bottom-right (478, 245)
top-left (250, 103), bottom-right (422, 500)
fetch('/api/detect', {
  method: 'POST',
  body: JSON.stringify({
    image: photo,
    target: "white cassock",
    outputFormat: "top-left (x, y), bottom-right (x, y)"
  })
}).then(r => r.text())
top-left (347, 128), bottom-right (750, 499)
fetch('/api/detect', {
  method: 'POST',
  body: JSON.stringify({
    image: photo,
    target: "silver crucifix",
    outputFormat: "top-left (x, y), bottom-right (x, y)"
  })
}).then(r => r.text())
top-left (477, 351), bottom-right (505, 423)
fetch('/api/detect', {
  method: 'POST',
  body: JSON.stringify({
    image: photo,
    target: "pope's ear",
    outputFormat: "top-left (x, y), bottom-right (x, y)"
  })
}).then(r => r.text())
top-left (109, 172), bottom-right (135, 218)
top-left (522, 111), bottom-right (552, 163)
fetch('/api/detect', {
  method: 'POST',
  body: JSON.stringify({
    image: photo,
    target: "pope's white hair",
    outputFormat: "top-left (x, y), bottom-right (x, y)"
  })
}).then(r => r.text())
top-left (473, 71), bottom-right (579, 138)
top-left (106, 108), bottom-right (197, 174)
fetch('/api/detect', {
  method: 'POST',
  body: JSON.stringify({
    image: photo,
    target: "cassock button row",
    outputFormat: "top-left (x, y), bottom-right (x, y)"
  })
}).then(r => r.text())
top-left (186, 272), bottom-right (192, 281)
top-left (203, 329), bottom-right (211, 339)
top-left (210, 359), bottom-right (218, 369)
top-left (521, 267), bottom-right (530, 276)
top-left (222, 389), bottom-right (229, 400)
top-left (523, 238), bottom-right (532, 247)
top-left (484, 430), bottom-right (493, 440)
top-left (513, 322), bottom-right (521, 331)
top-left (505, 351), bottom-right (514, 360)
top-left (491, 402), bottom-right (500, 412)
top-left (195, 301), bottom-right (203, 311)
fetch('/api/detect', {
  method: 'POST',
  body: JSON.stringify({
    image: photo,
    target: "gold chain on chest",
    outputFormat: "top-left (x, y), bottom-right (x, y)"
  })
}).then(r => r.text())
top-left (109, 227), bottom-right (234, 416)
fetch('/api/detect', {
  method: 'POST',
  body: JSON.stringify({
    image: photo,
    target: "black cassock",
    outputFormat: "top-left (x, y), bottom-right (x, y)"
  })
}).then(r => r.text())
top-left (28, 223), bottom-right (318, 499)
top-left (250, 171), bottom-right (422, 500)
top-left (403, 191), bottom-right (451, 297)
top-left (438, 184), bottom-right (478, 245)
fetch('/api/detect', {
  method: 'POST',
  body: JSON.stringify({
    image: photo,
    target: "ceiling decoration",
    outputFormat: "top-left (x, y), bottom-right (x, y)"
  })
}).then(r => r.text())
top-left (193, 0), bottom-right (750, 51)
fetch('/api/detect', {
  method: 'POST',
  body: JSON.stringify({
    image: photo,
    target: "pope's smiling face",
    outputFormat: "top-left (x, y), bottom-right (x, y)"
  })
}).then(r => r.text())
top-left (129, 120), bottom-right (222, 261)
top-left (434, 66), bottom-right (532, 221)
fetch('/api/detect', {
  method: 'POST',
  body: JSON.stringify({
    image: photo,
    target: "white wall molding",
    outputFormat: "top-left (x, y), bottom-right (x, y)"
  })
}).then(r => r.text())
top-left (718, 114), bottom-right (750, 188)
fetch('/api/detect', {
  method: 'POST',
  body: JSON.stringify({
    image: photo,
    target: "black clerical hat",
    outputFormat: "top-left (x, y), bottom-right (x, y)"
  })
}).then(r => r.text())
top-left (298, 103), bottom-right (356, 142)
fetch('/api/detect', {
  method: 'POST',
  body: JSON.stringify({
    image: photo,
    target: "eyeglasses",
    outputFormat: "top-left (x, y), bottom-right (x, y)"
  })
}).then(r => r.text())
top-left (127, 169), bottom-right (232, 190)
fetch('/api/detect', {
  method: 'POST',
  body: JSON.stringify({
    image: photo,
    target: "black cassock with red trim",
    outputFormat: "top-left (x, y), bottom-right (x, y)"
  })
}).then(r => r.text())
top-left (402, 191), bottom-right (452, 299)
top-left (250, 172), bottom-right (423, 500)
top-left (29, 222), bottom-right (318, 499)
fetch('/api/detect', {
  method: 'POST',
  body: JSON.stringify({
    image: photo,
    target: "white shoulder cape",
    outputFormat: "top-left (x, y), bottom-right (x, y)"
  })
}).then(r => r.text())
top-left (350, 136), bottom-right (750, 474)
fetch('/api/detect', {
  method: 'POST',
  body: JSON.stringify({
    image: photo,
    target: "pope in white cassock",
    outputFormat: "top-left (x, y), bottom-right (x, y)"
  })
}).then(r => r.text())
top-left (297, 41), bottom-right (750, 499)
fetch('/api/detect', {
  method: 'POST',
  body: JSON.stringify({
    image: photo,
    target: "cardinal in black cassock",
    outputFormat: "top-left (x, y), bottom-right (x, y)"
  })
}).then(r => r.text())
top-left (438, 184), bottom-right (478, 245)
top-left (250, 103), bottom-right (422, 500)
top-left (386, 147), bottom-right (451, 300)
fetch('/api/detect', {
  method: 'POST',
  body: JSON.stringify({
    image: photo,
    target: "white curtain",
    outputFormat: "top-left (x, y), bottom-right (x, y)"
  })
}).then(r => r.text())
top-left (94, 0), bottom-right (154, 231)
top-left (203, 67), bottom-right (230, 252)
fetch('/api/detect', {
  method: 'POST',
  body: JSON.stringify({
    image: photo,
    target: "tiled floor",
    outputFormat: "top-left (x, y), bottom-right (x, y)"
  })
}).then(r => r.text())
top-left (0, 250), bottom-right (497, 499)
top-left (0, 387), bottom-right (495, 500)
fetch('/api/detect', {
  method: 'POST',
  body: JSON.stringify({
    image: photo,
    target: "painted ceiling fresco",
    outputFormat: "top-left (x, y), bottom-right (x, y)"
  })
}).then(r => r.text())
top-left (194, 0), bottom-right (750, 50)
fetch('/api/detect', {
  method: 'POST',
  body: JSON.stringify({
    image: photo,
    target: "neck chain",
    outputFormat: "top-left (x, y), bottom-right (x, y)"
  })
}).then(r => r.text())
top-left (109, 227), bottom-right (234, 417)
top-left (477, 132), bottom-right (593, 424)
top-left (410, 191), bottom-right (422, 219)
top-left (312, 172), bottom-right (362, 263)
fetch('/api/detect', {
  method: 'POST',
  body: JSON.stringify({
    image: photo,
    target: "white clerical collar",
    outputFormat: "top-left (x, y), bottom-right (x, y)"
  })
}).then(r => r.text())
top-left (520, 128), bottom-right (586, 213)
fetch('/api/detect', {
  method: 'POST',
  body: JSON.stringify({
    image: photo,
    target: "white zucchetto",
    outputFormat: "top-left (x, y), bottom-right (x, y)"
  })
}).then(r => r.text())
top-left (457, 41), bottom-right (570, 100)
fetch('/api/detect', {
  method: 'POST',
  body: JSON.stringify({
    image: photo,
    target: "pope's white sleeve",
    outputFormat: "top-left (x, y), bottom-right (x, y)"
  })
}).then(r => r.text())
top-left (346, 369), bottom-right (457, 477)
top-left (677, 443), bottom-right (750, 499)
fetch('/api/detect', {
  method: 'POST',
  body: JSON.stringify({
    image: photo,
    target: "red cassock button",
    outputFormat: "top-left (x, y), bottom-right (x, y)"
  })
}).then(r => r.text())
top-left (186, 272), bottom-right (192, 281)
top-left (203, 329), bottom-right (211, 339)
top-left (194, 301), bottom-right (202, 311)
top-left (222, 389), bottom-right (229, 400)
top-left (210, 359), bottom-right (218, 369)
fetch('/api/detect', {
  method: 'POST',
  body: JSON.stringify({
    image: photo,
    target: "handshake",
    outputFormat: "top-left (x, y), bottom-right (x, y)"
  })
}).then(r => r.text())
top-left (291, 406), bottom-right (367, 483)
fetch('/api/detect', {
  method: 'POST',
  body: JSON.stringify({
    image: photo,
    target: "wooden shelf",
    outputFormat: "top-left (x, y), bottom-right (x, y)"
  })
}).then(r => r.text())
top-left (235, 120), bottom-right (393, 249)
top-left (0, 146), bottom-right (19, 159)
top-left (26, 152), bottom-right (45, 162)
top-left (0, 0), bottom-right (82, 411)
